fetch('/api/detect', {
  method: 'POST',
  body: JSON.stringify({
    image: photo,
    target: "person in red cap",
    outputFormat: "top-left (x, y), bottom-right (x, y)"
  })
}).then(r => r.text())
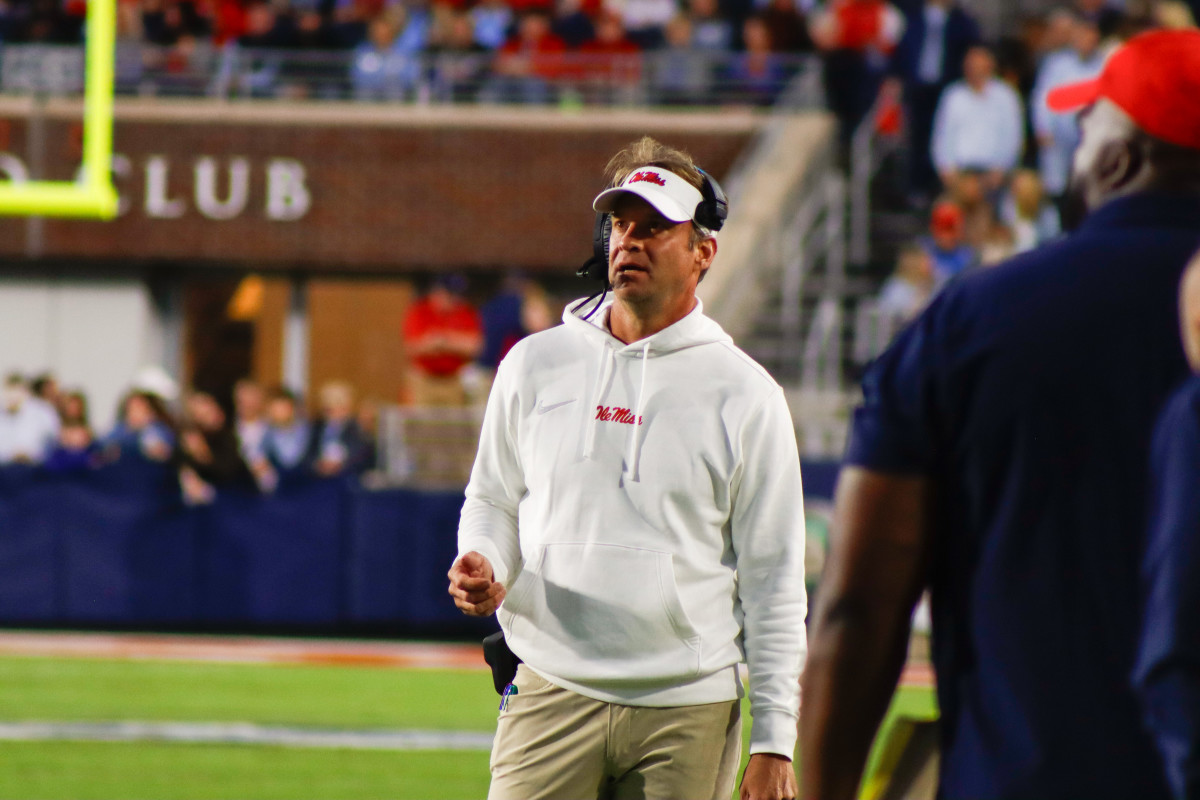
top-left (919, 199), bottom-right (977, 286)
top-left (801, 28), bottom-right (1200, 800)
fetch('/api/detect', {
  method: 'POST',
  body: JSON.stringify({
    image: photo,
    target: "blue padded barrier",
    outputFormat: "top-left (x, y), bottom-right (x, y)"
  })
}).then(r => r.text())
top-left (0, 458), bottom-right (841, 632)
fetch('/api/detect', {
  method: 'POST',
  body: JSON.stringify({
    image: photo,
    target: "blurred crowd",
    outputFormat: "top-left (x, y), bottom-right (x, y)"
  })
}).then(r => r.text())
top-left (0, 271), bottom-right (556, 498)
top-left (0, 368), bottom-right (378, 503)
top-left (0, 0), bottom-right (826, 102)
top-left (870, 0), bottom-right (1197, 324)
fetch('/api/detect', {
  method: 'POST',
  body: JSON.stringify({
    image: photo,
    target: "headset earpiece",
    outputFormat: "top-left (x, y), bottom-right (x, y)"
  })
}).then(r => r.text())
top-left (694, 168), bottom-right (728, 233)
top-left (576, 212), bottom-right (612, 287)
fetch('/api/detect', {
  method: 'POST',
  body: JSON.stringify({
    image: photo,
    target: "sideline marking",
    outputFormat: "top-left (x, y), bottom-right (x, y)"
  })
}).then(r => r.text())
top-left (0, 721), bottom-right (494, 751)
top-left (0, 631), bottom-right (488, 670)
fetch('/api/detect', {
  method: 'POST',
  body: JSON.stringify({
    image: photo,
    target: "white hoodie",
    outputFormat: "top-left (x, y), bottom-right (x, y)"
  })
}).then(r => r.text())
top-left (458, 298), bottom-right (807, 758)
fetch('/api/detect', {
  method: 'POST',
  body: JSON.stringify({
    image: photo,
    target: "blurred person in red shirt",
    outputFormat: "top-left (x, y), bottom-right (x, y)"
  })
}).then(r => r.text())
top-left (403, 274), bottom-right (484, 407)
top-left (577, 12), bottom-right (641, 102)
top-left (810, 0), bottom-right (905, 140)
top-left (485, 9), bottom-right (567, 103)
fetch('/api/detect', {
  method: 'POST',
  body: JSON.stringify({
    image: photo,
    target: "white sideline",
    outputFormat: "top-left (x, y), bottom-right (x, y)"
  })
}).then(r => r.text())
top-left (0, 721), bottom-right (494, 751)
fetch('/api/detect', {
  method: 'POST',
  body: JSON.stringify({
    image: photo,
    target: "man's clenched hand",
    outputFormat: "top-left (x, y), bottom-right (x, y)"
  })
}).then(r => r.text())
top-left (448, 551), bottom-right (506, 616)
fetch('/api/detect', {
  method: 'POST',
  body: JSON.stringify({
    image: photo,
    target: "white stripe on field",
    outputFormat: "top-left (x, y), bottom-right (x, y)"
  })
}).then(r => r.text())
top-left (0, 721), bottom-right (494, 751)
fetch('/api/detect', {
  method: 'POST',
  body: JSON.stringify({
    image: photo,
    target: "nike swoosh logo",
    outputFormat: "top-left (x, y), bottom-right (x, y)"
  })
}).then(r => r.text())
top-left (536, 399), bottom-right (577, 415)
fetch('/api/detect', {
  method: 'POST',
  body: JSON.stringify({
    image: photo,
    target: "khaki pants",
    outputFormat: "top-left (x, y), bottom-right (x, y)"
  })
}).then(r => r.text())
top-left (489, 665), bottom-right (742, 800)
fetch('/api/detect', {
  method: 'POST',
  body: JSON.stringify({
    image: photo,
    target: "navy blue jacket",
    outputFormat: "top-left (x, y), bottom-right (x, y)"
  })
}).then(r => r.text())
top-left (888, 2), bottom-right (981, 86)
top-left (1136, 374), bottom-right (1200, 800)
top-left (846, 192), bottom-right (1200, 799)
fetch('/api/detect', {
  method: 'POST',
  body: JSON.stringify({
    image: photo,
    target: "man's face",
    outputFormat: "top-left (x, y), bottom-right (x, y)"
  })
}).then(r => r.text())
top-left (607, 194), bottom-right (710, 310)
top-left (963, 48), bottom-right (994, 88)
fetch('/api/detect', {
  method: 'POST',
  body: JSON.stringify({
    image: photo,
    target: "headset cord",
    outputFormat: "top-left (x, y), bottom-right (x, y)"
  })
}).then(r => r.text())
top-left (571, 283), bottom-right (608, 321)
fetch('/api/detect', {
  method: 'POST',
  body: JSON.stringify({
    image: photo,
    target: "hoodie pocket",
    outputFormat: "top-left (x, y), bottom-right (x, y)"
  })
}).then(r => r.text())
top-left (502, 542), bottom-right (701, 684)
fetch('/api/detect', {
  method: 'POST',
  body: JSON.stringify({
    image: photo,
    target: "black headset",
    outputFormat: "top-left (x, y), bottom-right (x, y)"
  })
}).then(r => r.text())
top-left (575, 168), bottom-right (729, 288)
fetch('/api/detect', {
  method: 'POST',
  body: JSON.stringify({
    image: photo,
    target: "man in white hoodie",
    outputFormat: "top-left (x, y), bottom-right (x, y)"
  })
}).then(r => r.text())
top-left (448, 137), bottom-right (807, 800)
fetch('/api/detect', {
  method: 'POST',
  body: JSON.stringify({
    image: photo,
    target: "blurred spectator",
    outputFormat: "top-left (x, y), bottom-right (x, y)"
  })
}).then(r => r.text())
top-left (918, 199), bottom-right (976, 284)
top-left (483, 9), bottom-right (567, 103)
top-left (577, 12), bottom-right (641, 103)
top-left (429, 10), bottom-right (492, 101)
top-left (403, 274), bottom-right (484, 406)
top-left (946, 167), bottom-right (994, 250)
top-left (688, 0), bottom-right (734, 51)
top-left (142, 0), bottom-right (212, 46)
top-left (0, 374), bottom-right (59, 465)
top-left (876, 241), bottom-right (935, 321)
top-left (724, 15), bottom-right (789, 106)
top-left (760, 0), bottom-right (814, 52)
top-left (1032, 14), bottom-right (1106, 201)
top-left (351, 14), bottom-right (421, 100)
top-left (30, 373), bottom-right (61, 411)
top-left (130, 364), bottom-right (180, 405)
top-left (233, 377), bottom-right (268, 465)
top-left (58, 389), bottom-right (89, 427)
top-left (479, 274), bottom-right (553, 373)
top-left (1153, 0), bottom-right (1197, 28)
top-left (327, 0), bottom-right (373, 48)
top-left (239, 0), bottom-right (298, 47)
top-left (885, 0), bottom-right (981, 199)
top-left (253, 385), bottom-right (312, 491)
top-left (612, 0), bottom-right (677, 47)
top-left (217, 1), bottom-right (296, 97)
top-left (355, 396), bottom-right (381, 471)
top-left (175, 390), bottom-right (255, 503)
top-left (810, 0), bottom-right (907, 140)
top-left (44, 421), bottom-right (100, 472)
top-left (650, 14), bottom-right (716, 105)
top-left (26, 374), bottom-right (62, 434)
top-left (1038, 7), bottom-right (1080, 60)
top-left (261, 386), bottom-right (311, 470)
top-left (308, 380), bottom-right (373, 477)
top-left (1000, 168), bottom-right (1061, 254)
top-left (471, 0), bottom-right (515, 48)
top-left (930, 44), bottom-right (1024, 194)
top-left (1075, 0), bottom-right (1125, 37)
top-left (551, 0), bottom-right (597, 47)
top-left (104, 390), bottom-right (176, 463)
top-left (978, 219), bottom-right (1016, 266)
top-left (26, 0), bottom-right (83, 42)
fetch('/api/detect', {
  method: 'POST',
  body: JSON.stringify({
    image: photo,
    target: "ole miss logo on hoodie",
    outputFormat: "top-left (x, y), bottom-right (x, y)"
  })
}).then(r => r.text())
top-left (596, 405), bottom-right (643, 425)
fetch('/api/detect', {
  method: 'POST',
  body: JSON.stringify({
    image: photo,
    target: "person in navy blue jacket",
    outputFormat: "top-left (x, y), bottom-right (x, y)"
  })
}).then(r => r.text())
top-left (801, 29), bottom-right (1200, 800)
top-left (1135, 250), bottom-right (1200, 800)
top-left (885, 0), bottom-right (981, 199)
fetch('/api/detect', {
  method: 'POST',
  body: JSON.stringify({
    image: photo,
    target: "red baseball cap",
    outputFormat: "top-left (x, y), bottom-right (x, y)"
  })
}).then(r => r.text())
top-left (1046, 29), bottom-right (1200, 151)
top-left (930, 201), bottom-right (963, 233)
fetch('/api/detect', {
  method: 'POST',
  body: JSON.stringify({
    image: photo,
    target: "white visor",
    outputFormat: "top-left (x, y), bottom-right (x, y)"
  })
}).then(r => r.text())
top-left (592, 167), bottom-right (704, 225)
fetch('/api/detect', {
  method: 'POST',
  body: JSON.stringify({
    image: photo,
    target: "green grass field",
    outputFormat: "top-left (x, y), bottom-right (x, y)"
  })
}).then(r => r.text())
top-left (0, 654), bottom-right (763, 799)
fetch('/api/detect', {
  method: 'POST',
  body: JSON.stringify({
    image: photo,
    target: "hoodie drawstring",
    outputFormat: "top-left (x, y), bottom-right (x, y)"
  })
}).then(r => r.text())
top-left (583, 344), bottom-right (615, 459)
top-left (626, 341), bottom-right (651, 482)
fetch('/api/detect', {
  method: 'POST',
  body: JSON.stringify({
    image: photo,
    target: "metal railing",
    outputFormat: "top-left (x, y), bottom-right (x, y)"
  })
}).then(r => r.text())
top-left (849, 94), bottom-right (904, 266)
top-left (378, 404), bottom-right (485, 488)
top-left (0, 43), bottom-right (825, 108)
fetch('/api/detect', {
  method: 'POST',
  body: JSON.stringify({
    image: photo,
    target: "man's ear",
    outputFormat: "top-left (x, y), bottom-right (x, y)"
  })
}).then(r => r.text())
top-left (1093, 140), bottom-right (1146, 197)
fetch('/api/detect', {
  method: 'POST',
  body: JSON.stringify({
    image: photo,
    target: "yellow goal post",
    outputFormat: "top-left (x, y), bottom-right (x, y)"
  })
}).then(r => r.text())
top-left (0, 0), bottom-right (118, 218)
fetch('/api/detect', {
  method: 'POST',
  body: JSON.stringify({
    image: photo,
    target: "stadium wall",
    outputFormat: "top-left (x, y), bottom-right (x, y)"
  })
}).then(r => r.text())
top-left (0, 99), bottom-right (764, 272)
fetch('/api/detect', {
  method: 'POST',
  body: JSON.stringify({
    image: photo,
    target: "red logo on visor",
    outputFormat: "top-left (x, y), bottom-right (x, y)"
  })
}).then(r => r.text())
top-left (628, 171), bottom-right (667, 187)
